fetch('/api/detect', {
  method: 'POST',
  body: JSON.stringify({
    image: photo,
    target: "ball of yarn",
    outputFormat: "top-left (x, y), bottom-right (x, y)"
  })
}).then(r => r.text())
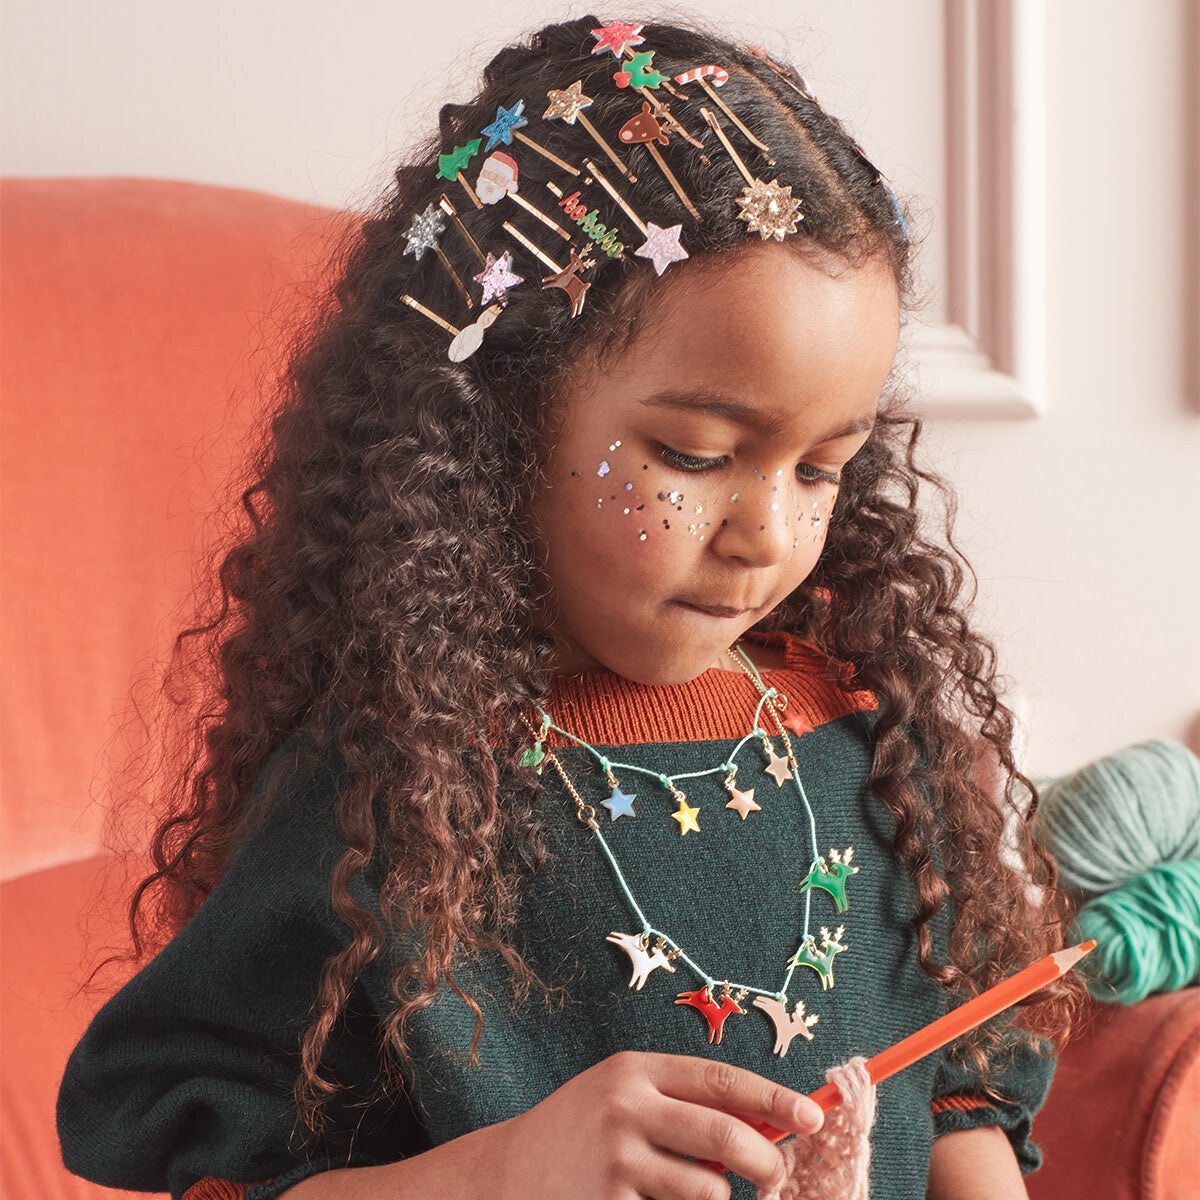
top-left (1032, 740), bottom-right (1200, 898)
top-left (1070, 860), bottom-right (1200, 1004)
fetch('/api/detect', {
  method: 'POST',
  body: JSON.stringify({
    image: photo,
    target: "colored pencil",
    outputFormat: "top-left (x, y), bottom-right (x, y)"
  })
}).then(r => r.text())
top-left (702, 939), bottom-right (1096, 1174)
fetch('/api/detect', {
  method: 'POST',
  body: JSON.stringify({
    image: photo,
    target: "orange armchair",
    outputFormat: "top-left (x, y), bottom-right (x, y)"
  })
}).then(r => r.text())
top-left (2, 177), bottom-right (1196, 1199)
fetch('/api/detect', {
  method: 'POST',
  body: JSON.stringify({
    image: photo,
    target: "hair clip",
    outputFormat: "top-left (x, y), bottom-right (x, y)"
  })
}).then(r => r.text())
top-left (575, 160), bottom-right (688, 277)
top-left (617, 101), bottom-right (702, 222)
top-left (738, 45), bottom-right (817, 102)
top-left (476, 150), bottom-right (573, 242)
top-left (674, 65), bottom-right (774, 164)
top-left (480, 99), bottom-right (580, 176)
top-left (541, 245), bottom-right (596, 319)
top-left (701, 106), bottom-right (801, 241)
top-left (613, 48), bottom-right (668, 91)
top-left (590, 20), bottom-right (645, 60)
top-left (437, 139), bottom-right (484, 208)
top-left (638, 89), bottom-right (707, 156)
top-left (402, 201), bottom-right (474, 308)
top-left (544, 80), bottom-right (637, 183)
top-left (549, 185), bottom-right (626, 259)
top-left (472, 250), bottom-right (524, 306)
top-left (437, 194), bottom-right (487, 267)
top-left (400, 294), bottom-right (502, 361)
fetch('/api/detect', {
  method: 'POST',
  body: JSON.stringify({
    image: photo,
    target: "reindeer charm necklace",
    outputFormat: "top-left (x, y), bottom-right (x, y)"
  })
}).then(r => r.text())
top-left (522, 643), bottom-right (860, 1057)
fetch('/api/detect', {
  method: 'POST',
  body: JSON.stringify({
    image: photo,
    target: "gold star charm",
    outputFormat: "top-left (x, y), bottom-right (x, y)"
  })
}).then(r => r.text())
top-left (725, 786), bottom-right (761, 819)
top-left (764, 749), bottom-right (792, 787)
top-left (543, 79), bottom-right (594, 125)
top-left (736, 177), bottom-right (802, 241)
top-left (671, 797), bottom-right (701, 835)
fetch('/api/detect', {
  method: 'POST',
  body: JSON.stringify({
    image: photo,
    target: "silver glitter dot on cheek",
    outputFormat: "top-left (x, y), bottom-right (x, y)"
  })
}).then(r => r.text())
top-left (598, 461), bottom-right (610, 477)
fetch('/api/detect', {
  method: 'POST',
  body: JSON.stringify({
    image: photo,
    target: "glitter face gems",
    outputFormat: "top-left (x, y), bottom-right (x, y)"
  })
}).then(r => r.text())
top-left (473, 251), bottom-right (524, 306)
top-left (701, 108), bottom-right (802, 241)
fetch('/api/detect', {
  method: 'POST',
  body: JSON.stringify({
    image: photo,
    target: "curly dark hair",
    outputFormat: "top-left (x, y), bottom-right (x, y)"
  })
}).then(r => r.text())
top-left (96, 14), bottom-right (1082, 1133)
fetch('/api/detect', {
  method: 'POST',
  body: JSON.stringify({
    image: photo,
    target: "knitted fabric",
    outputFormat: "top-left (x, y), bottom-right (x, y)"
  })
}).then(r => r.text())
top-left (760, 1057), bottom-right (877, 1200)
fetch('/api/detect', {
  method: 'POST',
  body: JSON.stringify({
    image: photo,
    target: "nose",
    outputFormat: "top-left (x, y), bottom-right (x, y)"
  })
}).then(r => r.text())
top-left (711, 478), bottom-right (797, 568)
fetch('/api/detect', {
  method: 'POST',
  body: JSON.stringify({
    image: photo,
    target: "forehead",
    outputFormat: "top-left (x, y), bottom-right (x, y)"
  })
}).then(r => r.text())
top-left (561, 244), bottom-right (900, 433)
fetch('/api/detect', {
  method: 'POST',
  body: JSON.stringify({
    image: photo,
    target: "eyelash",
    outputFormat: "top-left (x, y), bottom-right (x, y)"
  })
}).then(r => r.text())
top-left (658, 445), bottom-right (842, 486)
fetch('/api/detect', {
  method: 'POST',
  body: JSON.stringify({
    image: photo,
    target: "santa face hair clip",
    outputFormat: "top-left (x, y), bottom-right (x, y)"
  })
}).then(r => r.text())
top-left (475, 149), bottom-right (574, 244)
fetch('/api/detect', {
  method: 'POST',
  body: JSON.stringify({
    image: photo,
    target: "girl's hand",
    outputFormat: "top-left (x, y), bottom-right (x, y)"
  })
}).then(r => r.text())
top-left (490, 1049), bottom-right (824, 1200)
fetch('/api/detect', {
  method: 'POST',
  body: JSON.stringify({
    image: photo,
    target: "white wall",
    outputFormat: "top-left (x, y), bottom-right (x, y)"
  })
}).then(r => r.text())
top-left (3, 0), bottom-right (1197, 777)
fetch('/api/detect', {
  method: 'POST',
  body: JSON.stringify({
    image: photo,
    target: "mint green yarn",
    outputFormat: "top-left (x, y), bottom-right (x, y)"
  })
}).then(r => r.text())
top-left (1032, 740), bottom-right (1200, 899)
top-left (1070, 860), bottom-right (1200, 1004)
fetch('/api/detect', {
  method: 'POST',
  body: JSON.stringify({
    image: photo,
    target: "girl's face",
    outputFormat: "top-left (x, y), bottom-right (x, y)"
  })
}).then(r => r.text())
top-left (530, 242), bottom-right (901, 684)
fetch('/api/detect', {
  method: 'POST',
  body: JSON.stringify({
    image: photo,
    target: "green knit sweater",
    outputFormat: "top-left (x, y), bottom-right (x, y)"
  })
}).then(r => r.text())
top-left (56, 637), bottom-right (1055, 1199)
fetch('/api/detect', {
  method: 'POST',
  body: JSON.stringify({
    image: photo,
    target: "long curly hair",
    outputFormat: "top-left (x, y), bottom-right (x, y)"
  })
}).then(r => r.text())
top-left (100, 15), bottom-right (1082, 1133)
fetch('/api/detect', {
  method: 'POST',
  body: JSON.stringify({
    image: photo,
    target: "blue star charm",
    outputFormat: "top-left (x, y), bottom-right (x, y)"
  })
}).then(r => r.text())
top-left (601, 786), bottom-right (638, 821)
top-left (482, 100), bottom-right (529, 151)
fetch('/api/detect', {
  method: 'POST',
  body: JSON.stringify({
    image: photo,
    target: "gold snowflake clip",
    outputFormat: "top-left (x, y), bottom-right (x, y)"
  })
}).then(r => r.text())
top-left (700, 107), bottom-right (802, 242)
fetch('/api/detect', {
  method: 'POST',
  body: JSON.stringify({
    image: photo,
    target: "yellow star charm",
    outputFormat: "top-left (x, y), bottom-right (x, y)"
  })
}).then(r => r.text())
top-left (671, 797), bottom-right (701, 835)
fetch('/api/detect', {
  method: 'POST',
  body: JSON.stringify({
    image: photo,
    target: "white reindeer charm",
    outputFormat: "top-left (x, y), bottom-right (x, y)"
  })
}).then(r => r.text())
top-left (752, 995), bottom-right (820, 1057)
top-left (606, 930), bottom-right (678, 990)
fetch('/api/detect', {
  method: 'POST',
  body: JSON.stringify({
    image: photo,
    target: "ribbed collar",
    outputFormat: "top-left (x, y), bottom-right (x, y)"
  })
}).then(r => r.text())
top-left (542, 631), bottom-right (876, 748)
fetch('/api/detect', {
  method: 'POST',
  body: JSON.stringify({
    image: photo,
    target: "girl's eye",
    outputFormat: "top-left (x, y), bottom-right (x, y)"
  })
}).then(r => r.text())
top-left (658, 445), bottom-right (728, 473)
top-left (796, 463), bottom-right (842, 486)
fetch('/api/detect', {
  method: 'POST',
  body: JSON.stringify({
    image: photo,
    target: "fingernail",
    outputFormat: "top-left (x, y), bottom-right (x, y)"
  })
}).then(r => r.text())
top-left (794, 1097), bottom-right (824, 1131)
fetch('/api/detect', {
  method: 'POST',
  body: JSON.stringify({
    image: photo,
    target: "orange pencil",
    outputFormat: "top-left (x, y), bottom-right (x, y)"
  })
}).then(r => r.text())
top-left (702, 939), bottom-right (1096, 1175)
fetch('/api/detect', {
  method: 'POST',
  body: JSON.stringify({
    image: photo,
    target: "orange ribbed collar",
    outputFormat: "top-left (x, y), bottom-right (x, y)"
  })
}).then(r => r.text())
top-left (541, 632), bottom-right (876, 748)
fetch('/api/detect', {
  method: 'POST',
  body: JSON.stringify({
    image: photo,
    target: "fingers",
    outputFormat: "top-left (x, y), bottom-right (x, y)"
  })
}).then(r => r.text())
top-left (639, 1094), bottom-right (785, 1191)
top-left (642, 1053), bottom-right (825, 1136)
top-left (625, 1144), bottom-right (735, 1200)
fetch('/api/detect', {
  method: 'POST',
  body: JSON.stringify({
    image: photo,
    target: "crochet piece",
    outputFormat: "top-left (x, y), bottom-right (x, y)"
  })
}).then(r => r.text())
top-left (758, 1056), bottom-right (877, 1200)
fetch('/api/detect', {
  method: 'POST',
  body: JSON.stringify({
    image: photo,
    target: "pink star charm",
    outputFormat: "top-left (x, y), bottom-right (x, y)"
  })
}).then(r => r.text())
top-left (473, 250), bottom-right (524, 306)
top-left (634, 222), bottom-right (689, 276)
top-left (725, 786), bottom-right (760, 819)
top-left (590, 20), bottom-right (645, 59)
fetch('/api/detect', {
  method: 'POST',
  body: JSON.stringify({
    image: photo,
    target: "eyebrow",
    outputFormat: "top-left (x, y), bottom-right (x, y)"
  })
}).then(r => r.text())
top-left (639, 389), bottom-right (875, 442)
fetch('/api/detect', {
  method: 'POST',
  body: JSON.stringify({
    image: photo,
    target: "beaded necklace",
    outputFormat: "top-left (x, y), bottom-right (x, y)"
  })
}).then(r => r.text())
top-left (522, 643), bottom-right (860, 1056)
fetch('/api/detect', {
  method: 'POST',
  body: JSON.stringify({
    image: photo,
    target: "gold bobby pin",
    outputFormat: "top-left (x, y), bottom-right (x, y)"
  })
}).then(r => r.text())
top-left (438, 194), bottom-right (487, 266)
top-left (501, 221), bottom-right (564, 274)
top-left (476, 150), bottom-right (572, 241)
top-left (437, 139), bottom-right (484, 208)
top-left (401, 294), bottom-right (503, 362)
top-left (700, 107), bottom-right (801, 242)
top-left (617, 100), bottom-right (702, 222)
top-left (544, 80), bottom-right (638, 183)
top-left (674, 65), bottom-right (774, 164)
top-left (582, 158), bottom-right (648, 236)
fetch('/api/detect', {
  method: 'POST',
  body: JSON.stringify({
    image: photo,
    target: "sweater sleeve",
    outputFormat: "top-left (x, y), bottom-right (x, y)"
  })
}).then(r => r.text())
top-left (55, 733), bottom-right (430, 1200)
top-left (930, 1018), bottom-right (1057, 1176)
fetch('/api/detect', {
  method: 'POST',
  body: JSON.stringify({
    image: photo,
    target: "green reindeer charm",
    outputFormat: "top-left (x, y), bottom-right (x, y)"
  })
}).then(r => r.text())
top-left (799, 846), bottom-right (858, 913)
top-left (787, 926), bottom-right (847, 991)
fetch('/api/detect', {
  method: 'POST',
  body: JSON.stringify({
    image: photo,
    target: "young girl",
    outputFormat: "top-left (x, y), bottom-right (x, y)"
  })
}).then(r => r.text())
top-left (56, 16), bottom-right (1080, 1200)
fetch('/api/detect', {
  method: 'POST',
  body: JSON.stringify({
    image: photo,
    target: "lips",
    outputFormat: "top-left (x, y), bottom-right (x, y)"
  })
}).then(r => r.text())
top-left (673, 599), bottom-right (752, 619)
